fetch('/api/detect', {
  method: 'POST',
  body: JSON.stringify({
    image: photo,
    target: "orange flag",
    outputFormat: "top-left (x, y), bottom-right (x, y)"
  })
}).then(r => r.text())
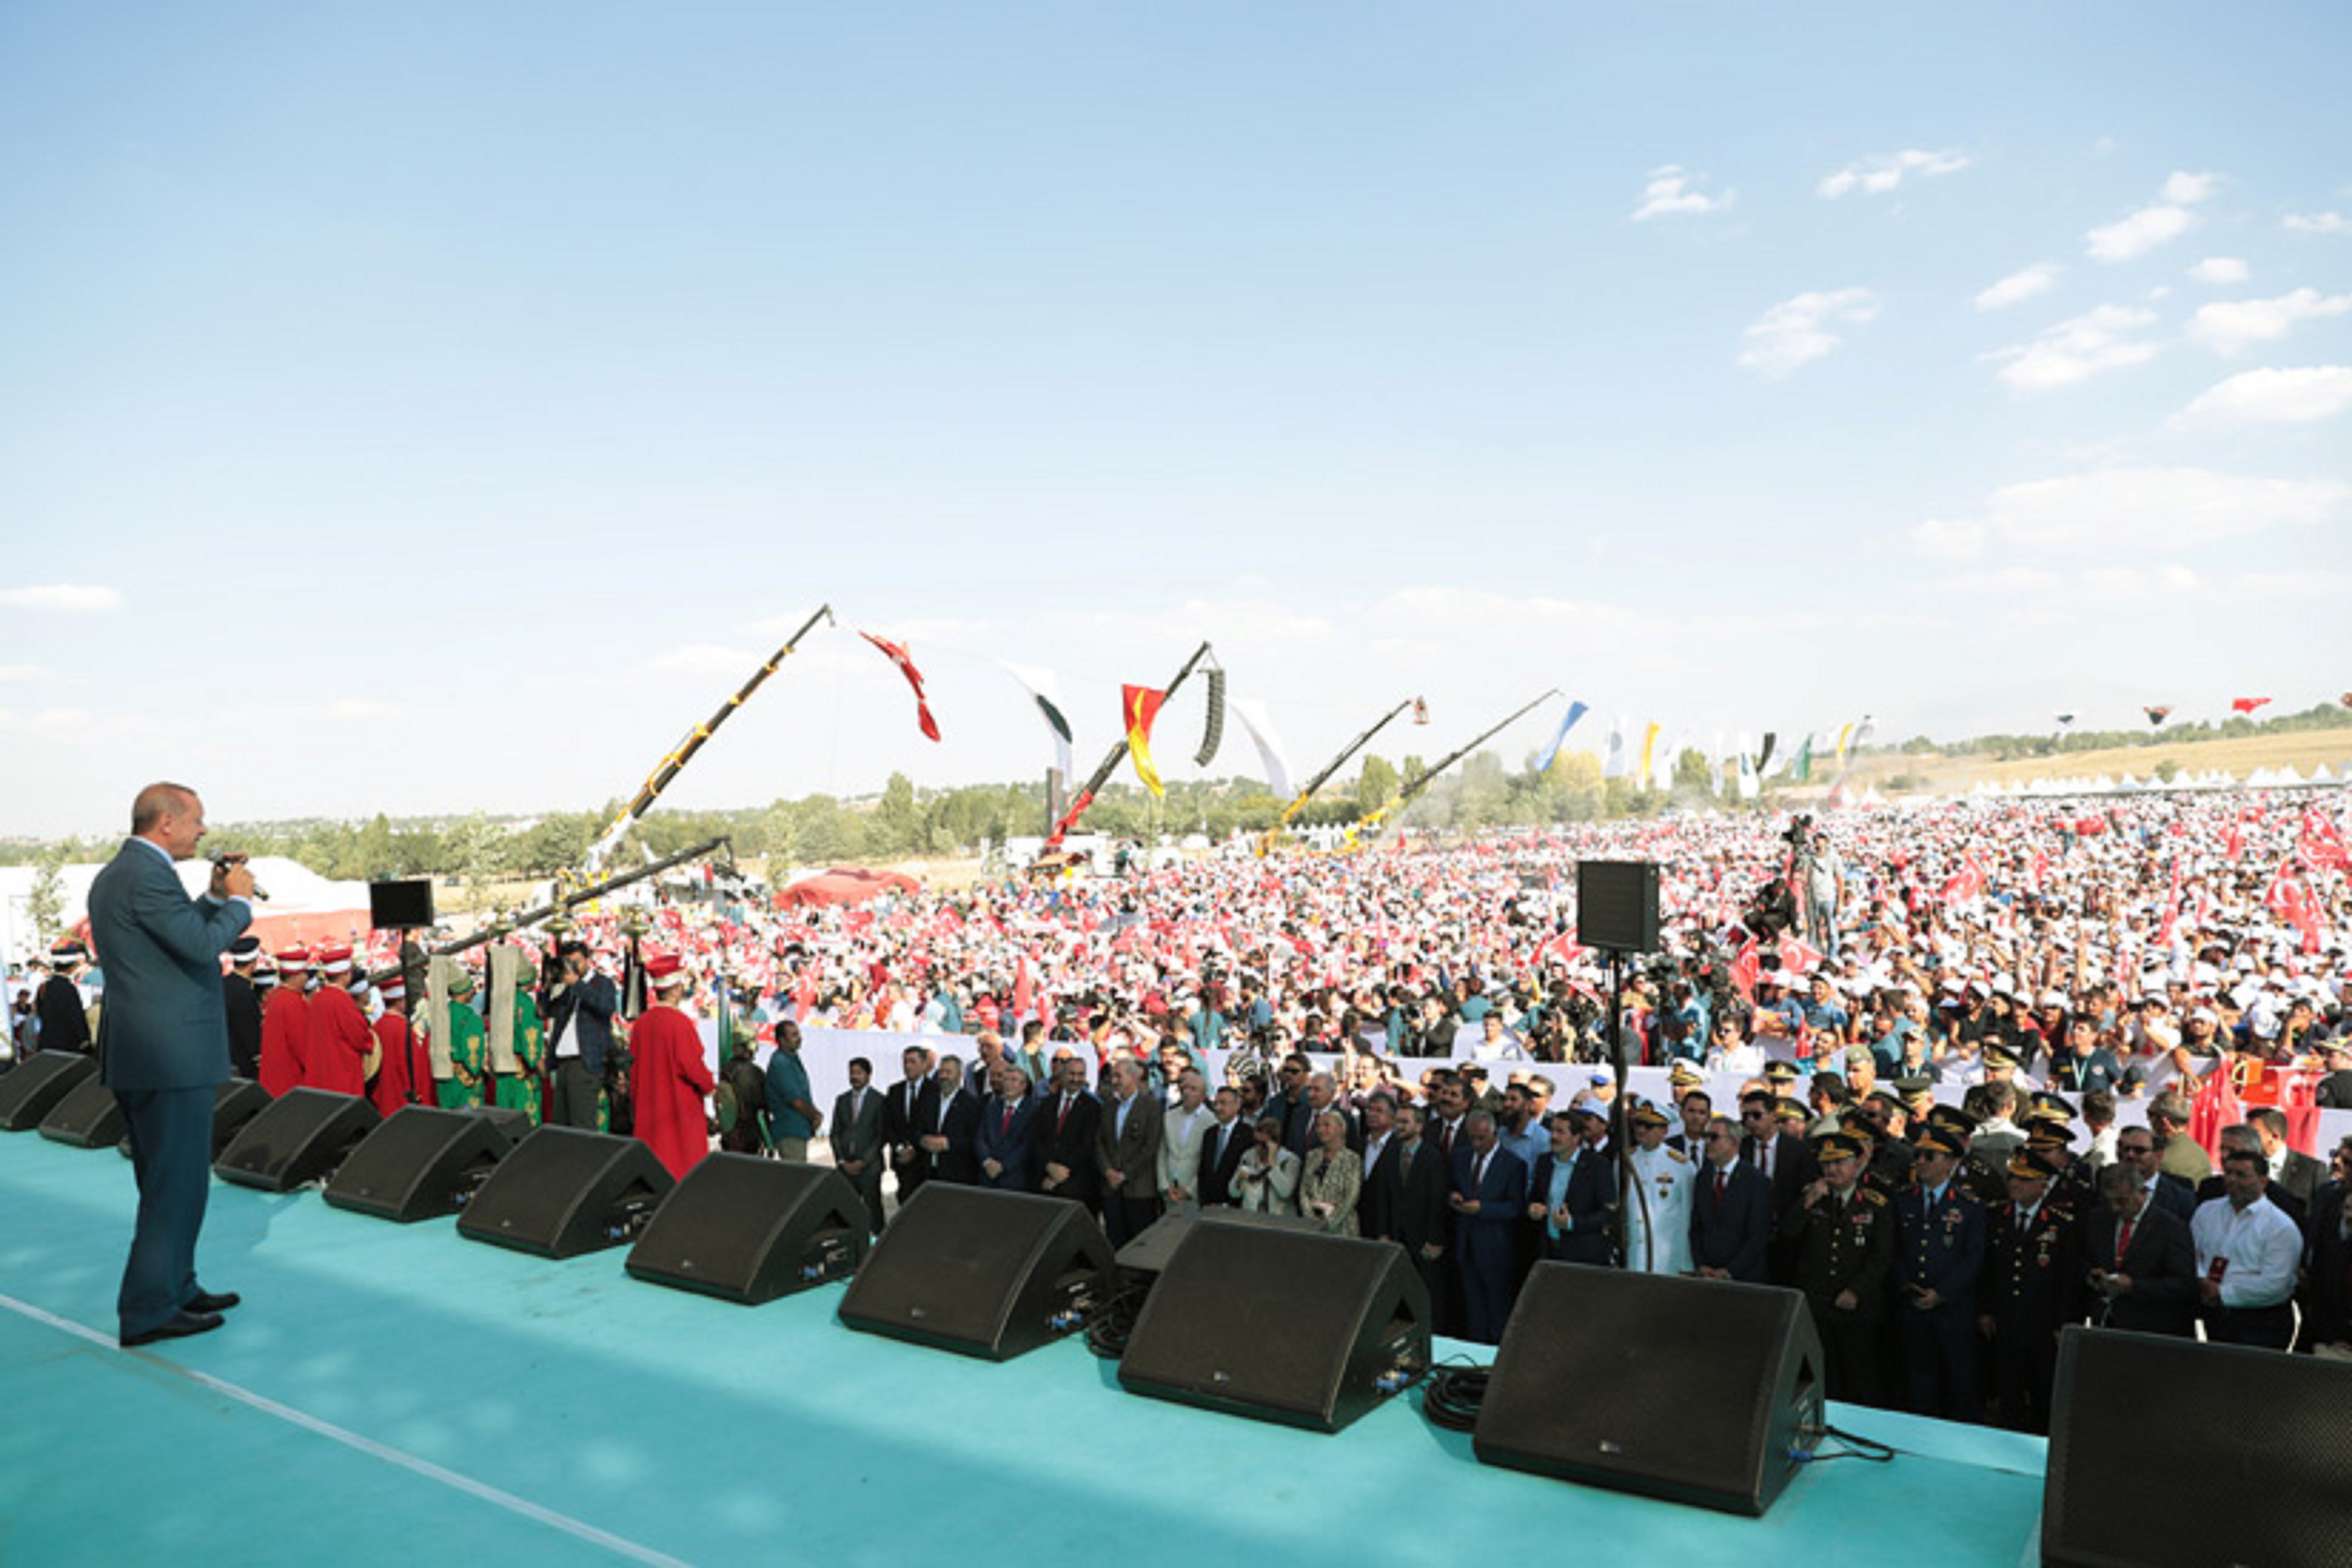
top-left (1123, 685), bottom-right (1167, 797)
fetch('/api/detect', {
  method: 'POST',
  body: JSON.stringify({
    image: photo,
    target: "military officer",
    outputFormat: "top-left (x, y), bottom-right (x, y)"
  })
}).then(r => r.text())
top-left (1977, 1151), bottom-right (2082, 1434)
top-left (1895, 1126), bottom-right (1988, 1422)
top-left (1779, 1130), bottom-right (1896, 1408)
top-left (1623, 1100), bottom-right (1695, 1275)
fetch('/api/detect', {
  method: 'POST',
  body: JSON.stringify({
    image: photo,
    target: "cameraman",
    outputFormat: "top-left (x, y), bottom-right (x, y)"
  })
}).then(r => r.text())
top-left (543, 939), bottom-right (619, 1130)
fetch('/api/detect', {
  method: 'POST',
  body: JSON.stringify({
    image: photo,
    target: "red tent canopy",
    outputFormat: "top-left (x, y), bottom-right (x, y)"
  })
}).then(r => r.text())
top-left (774, 867), bottom-right (921, 909)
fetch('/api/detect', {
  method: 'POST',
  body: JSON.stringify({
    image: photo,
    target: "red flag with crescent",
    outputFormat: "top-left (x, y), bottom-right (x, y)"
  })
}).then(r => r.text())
top-left (860, 631), bottom-right (940, 741)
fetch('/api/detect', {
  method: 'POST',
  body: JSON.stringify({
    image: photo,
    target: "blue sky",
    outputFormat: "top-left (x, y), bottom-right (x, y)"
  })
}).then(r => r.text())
top-left (3, 2), bottom-right (2349, 835)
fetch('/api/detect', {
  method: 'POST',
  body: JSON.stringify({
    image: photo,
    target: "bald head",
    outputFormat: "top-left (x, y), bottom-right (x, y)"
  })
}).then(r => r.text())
top-left (132, 782), bottom-right (198, 836)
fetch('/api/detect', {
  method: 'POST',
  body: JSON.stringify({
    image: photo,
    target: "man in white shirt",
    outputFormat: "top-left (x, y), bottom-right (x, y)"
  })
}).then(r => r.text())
top-left (2190, 1147), bottom-right (2302, 1350)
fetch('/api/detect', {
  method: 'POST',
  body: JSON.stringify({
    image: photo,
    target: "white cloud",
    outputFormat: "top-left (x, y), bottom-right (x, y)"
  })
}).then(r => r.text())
top-left (2231, 570), bottom-right (2352, 602)
top-left (1919, 466), bottom-right (2349, 555)
top-left (324, 698), bottom-right (403, 722)
top-left (0, 707), bottom-right (92, 732)
top-left (1631, 165), bottom-right (1733, 221)
top-left (2160, 170), bottom-right (2220, 204)
top-left (641, 643), bottom-right (761, 678)
top-left (1818, 148), bottom-right (1972, 199)
top-left (2187, 256), bottom-right (2249, 284)
top-left (2086, 204), bottom-right (2194, 262)
top-left (2284, 211), bottom-right (2349, 234)
top-left (2172, 366), bottom-right (2352, 429)
top-left (1736, 287), bottom-right (1879, 376)
top-left (1908, 517), bottom-right (1988, 561)
top-left (1975, 261), bottom-right (2062, 311)
top-left (0, 664), bottom-right (52, 682)
top-left (2184, 287), bottom-right (2352, 355)
top-left (0, 583), bottom-right (121, 612)
top-left (1983, 303), bottom-right (2160, 393)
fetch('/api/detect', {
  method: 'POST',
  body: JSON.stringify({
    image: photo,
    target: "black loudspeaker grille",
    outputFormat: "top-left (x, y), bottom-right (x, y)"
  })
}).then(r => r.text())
top-left (2044, 1328), bottom-right (2352, 1568)
top-left (38, 1074), bottom-right (127, 1148)
top-left (324, 1107), bottom-right (513, 1222)
top-left (1118, 1220), bottom-right (1429, 1433)
top-left (457, 1126), bottom-right (675, 1258)
top-left (1577, 860), bottom-right (1660, 953)
top-left (1475, 1265), bottom-right (1823, 1516)
top-left (213, 1088), bottom-right (383, 1191)
top-left (838, 1185), bottom-right (1112, 1360)
top-left (627, 1156), bottom-right (869, 1305)
top-left (0, 1051), bottom-right (98, 1131)
top-left (368, 879), bottom-right (434, 929)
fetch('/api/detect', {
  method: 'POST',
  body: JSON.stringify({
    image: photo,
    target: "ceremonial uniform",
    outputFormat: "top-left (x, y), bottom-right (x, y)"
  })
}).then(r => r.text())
top-left (306, 985), bottom-right (373, 1096)
top-left (1780, 1179), bottom-right (1896, 1407)
top-left (368, 1010), bottom-right (421, 1119)
top-left (496, 990), bottom-right (545, 1123)
top-left (629, 998), bottom-right (715, 1182)
top-left (1624, 1142), bottom-right (1696, 1275)
top-left (438, 996), bottom-right (486, 1109)
top-left (1895, 1175), bottom-right (1988, 1421)
top-left (258, 980), bottom-right (312, 1098)
top-left (1980, 1193), bottom-right (2082, 1433)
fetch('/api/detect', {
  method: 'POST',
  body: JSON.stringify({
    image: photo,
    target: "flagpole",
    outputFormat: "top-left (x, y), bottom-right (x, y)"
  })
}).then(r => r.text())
top-left (582, 604), bottom-right (835, 872)
top-left (1042, 640), bottom-right (1213, 851)
top-left (1348, 688), bottom-right (1561, 843)
top-left (1256, 697), bottom-right (1415, 855)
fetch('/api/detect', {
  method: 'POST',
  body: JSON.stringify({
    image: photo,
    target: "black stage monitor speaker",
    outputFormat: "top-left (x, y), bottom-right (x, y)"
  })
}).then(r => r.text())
top-left (213, 1088), bottom-right (382, 1191)
top-left (1475, 1264), bottom-right (1824, 1517)
top-left (1118, 1218), bottom-right (1430, 1433)
top-left (1577, 860), bottom-right (1659, 953)
top-left (475, 1105), bottom-right (534, 1147)
top-left (323, 1106), bottom-right (513, 1222)
top-left (457, 1126), bottom-right (674, 1258)
top-left (38, 1073), bottom-right (127, 1148)
top-left (0, 1051), bottom-right (98, 1132)
top-left (626, 1155), bottom-right (869, 1305)
top-left (368, 878), bottom-right (435, 930)
top-left (2043, 1327), bottom-right (2352, 1568)
top-left (1114, 1208), bottom-right (1322, 1280)
top-left (838, 1185), bottom-right (1112, 1360)
top-left (117, 1078), bottom-right (271, 1163)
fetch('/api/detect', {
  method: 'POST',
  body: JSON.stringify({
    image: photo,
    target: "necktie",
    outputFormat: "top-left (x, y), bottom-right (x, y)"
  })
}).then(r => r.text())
top-left (1473, 1152), bottom-right (1488, 1190)
top-left (1000, 1103), bottom-right (1013, 1135)
top-left (2117, 1217), bottom-right (2135, 1265)
top-left (1713, 1170), bottom-right (1726, 1205)
top-left (1440, 1123), bottom-right (1455, 1162)
top-left (1056, 1095), bottom-right (1070, 1134)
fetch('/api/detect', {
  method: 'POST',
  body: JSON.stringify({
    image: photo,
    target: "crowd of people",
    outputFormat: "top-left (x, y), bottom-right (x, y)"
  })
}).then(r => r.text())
top-left (14, 785), bottom-right (2351, 1406)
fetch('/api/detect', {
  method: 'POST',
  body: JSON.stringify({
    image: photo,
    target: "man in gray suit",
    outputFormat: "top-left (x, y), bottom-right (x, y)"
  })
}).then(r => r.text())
top-left (88, 783), bottom-right (255, 1347)
top-left (831, 1055), bottom-right (887, 1233)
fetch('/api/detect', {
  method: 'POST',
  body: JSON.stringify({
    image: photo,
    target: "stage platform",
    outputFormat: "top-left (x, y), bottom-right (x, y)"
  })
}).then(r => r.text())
top-left (0, 1131), bottom-right (2048, 1567)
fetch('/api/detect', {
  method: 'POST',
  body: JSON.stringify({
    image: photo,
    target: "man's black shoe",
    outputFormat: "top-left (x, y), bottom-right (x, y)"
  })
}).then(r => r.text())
top-left (186, 1290), bottom-right (241, 1313)
top-left (121, 1310), bottom-right (225, 1348)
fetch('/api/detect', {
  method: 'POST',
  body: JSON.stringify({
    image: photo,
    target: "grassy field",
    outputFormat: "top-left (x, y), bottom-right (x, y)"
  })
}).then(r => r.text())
top-left (1851, 728), bottom-right (2352, 797)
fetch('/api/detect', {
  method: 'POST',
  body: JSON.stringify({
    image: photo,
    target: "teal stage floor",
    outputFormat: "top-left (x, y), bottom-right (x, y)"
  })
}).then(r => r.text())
top-left (1, 1131), bottom-right (2049, 1567)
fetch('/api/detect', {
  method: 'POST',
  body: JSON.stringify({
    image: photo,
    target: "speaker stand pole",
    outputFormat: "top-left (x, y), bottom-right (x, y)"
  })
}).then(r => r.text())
top-left (1606, 947), bottom-right (1631, 1267)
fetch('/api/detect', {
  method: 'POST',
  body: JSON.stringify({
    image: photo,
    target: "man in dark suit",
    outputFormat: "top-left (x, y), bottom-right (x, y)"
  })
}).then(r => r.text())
top-left (1450, 1108), bottom-right (1531, 1344)
top-left (1094, 1055), bottom-right (1163, 1245)
top-left (1689, 1113), bottom-right (1773, 1283)
top-left (830, 1056), bottom-right (887, 1232)
top-left (2251, 1109), bottom-right (2325, 1211)
top-left (882, 1044), bottom-right (935, 1207)
top-left (1740, 1090), bottom-right (1817, 1285)
top-left (544, 940), bottom-right (619, 1130)
top-left (1895, 1127), bottom-right (1989, 1421)
top-left (1526, 1096), bottom-right (1616, 1267)
top-left (2303, 1140), bottom-right (2351, 1353)
top-left (1391, 1103), bottom-right (1453, 1315)
top-left (974, 1062), bottom-right (1041, 1191)
top-left (912, 1054), bottom-right (980, 1185)
top-left (1197, 1086), bottom-right (1252, 1208)
top-left (87, 783), bottom-right (254, 1347)
top-left (1356, 1092), bottom-right (1402, 1242)
top-left (220, 936), bottom-right (263, 1080)
top-left (2083, 1161), bottom-right (2198, 1337)
top-left (2111, 1126), bottom-right (2197, 1221)
top-left (1036, 1053), bottom-right (1102, 1209)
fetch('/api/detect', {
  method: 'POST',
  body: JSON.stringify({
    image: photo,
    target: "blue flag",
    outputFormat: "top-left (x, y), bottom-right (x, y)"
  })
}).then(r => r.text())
top-left (1533, 700), bottom-right (1590, 774)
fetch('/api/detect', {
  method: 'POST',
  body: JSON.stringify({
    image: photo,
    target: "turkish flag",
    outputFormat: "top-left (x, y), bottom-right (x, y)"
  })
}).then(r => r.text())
top-left (2230, 696), bottom-right (2271, 714)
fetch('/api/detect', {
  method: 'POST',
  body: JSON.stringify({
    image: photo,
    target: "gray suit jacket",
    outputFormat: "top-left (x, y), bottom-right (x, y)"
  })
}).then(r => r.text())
top-left (1095, 1091), bottom-right (1164, 1191)
top-left (88, 838), bottom-right (251, 1092)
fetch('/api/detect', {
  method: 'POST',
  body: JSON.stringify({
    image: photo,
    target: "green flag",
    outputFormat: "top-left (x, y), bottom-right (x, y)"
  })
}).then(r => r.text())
top-left (1792, 733), bottom-right (1814, 782)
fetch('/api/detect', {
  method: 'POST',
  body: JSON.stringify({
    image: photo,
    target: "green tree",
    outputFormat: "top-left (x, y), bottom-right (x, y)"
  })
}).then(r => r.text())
top-left (27, 844), bottom-right (66, 947)
top-left (1358, 755), bottom-right (1399, 813)
top-left (872, 772), bottom-right (920, 854)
